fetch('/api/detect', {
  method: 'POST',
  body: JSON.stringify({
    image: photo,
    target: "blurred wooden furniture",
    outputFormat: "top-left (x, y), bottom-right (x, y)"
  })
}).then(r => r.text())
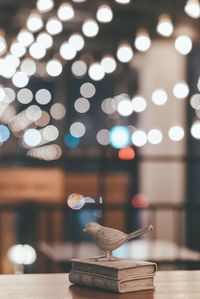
top-left (0, 271), bottom-right (200, 298)
top-left (38, 239), bottom-right (200, 272)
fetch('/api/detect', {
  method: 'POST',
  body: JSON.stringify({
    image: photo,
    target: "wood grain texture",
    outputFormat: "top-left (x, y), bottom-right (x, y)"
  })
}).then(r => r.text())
top-left (0, 271), bottom-right (200, 298)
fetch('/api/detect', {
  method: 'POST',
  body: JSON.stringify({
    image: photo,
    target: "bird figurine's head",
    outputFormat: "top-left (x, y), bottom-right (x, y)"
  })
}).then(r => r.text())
top-left (83, 222), bottom-right (101, 234)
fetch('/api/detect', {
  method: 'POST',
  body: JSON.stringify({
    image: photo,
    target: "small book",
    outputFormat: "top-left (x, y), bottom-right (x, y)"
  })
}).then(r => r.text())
top-left (71, 257), bottom-right (157, 280)
top-left (69, 270), bottom-right (155, 293)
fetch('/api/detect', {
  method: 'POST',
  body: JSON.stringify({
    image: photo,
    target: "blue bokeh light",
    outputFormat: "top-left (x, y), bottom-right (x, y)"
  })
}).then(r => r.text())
top-left (64, 133), bottom-right (80, 148)
top-left (110, 125), bottom-right (131, 149)
top-left (0, 125), bottom-right (10, 142)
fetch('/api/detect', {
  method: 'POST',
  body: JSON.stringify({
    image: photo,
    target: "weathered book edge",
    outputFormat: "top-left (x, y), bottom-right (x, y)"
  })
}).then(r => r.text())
top-left (72, 259), bottom-right (157, 280)
top-left (69, 271), bottom-right (155, 293)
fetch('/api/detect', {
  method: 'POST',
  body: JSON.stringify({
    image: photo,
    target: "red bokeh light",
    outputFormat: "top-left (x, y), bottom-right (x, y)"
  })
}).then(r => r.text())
top-left (118, 146), bottom-right (135, 160)
top-left (132, 193), bottom-right (150, 208)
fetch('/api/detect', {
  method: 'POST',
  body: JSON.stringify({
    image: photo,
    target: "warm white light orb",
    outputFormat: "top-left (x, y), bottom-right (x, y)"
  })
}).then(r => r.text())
top-left (10, 42), bottom-right (26, 58)
top-left (21, 58), bottom-right (37, 76)
top-left (5, 54), bottom-right (20, 68)
top-left (46, 59), bottom-right (62, 77)
top-left (70, 122), bottom-right (86, 138)
top-left (190, 94), bottom-right (200, 110)
top-left (71, 60), bottom-right (87, 77)
top-left (132, 96), bottom-right (147, 112)
top-left (132, 130), bottom-right (147, 147)
top-left (43, 125), bottom-right (59, 141)
top-left (184, 0), bottom-right (200, 19)
top-left (168, 126), bottom-right (184, 141)
top-left (26, 14), bottom-right (43, 32)
top-left (96, 129), bottom-right (110, 145)
top-left (157, 14), bottom-right (174, 37)
top-left (117, 99), bottom-right (133, 116)
top-left (101, 56), bottom-right (117, 74)
top-left (80, 82), bottom-right (96, 98)
top-left (134, 30), bottom-right (151, 52)
top-left (96, 5), bottom-right (113, 23)
top-left (17, 30), bottom-right (34, 47)
top-left (117, 43), bottom-right (133, 63)
top-left (59, 42), bottom-right (76, 60)
top-left (35, 89), bottom-right (52, 105)
top-left (0, 58), bottom-right (16, 78)
top-left (82, 19), bottom-right (99, 37)
top-left (152, 89), bottom-right (168, 105)
top-left (69, 33), bottom-right (85, 51)
top-left (17, 88), bottom-right (33, 104)
top-left (88, 63), bottom-right (105, 81)
top-left (173, 82), bottom-right (189, 99)
top-left (46, 18), bottom-right (63, 35)
top-left (12, 72), bottom-right (29, 88)
top-left (175, 35), bottom-right (192, 55)
top-left (23, 128), bottom-right (42, 147)
top-left (50, 103), bottom-right (66, 120)
top-left (191, 121), bottom-right (200, 139)
top-left (57, 3), bottom-right (74, 21)
top-left (26, 105), bottom-right (42, 121)
top-left (36, 0), bottom-right (54, 13)
top-left (147, 129), bottom-right (163, 144)
top-left (74, 97), bottom-right (90, 113)
top-left (29, 42), bottom-right (46, 59)
top-left (37, 32), bottom-right (53, 49)
top-left (101, 98), bottom-right (115, 114)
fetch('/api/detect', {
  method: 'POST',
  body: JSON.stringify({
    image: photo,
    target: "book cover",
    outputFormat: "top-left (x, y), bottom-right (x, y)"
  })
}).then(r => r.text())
top-left (69, 270), bottom-right (155, 293)
top-left (71, 257), bottom-right (157, 280)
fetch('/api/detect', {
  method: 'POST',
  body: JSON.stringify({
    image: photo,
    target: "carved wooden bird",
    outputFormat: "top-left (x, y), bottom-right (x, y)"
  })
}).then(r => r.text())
top-left (83, 222), bottom-right (153, 261)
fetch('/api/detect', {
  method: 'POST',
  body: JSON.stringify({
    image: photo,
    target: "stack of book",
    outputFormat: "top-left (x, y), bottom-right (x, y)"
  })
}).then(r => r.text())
top-left (69, 257), bottom-right (157, 293)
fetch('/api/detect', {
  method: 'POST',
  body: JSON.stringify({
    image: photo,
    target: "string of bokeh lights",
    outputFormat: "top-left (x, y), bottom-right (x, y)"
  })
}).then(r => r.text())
top-left (0, 0), bottom-right (200, 160)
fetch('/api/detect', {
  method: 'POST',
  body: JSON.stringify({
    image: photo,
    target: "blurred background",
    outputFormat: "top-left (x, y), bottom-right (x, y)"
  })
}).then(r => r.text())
top-left (0, 0), bottom-right (200, 274)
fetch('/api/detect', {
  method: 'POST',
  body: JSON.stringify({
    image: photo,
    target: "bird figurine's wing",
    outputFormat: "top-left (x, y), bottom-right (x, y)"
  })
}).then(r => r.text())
top-left (96, 227), bottom-right (127, 245)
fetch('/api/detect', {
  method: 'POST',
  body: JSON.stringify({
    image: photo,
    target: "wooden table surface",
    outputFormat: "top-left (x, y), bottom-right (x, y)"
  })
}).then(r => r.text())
top-left (0, 271), bottom-right (200, 299)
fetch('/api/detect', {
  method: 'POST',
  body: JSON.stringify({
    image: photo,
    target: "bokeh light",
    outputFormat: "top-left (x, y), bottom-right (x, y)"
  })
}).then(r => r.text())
top-left (173, 82), bottom-right (189, 99)
top-left (132, 96), bottom-right (147, 112)
top-left (67, 193), bottom-right (85, 210)
top-left (184, 0), bottom-right (200, 19)
top-left (36, 0), bottom-right (54, 13)
top-left (96, 5), bottom-right (113, 23)
top-left (20, 58), bottom-right (37, 76)
top-left (35, 89), bottom-right (52, 105)
top-left (46, 59), bottom-right (63, 77)
top-left (80, 82), bottom-right (96, 98)
top-left (64, 133), bottom-right (80, 148)
top-left (26, 14), bottom-right (43, 32)
top-left (29, 42), bottom-right (46, 59)
top-left (69, 33), bottom-right (85, 51)
top-left (82, 19), bottom-right (99, 37)
top-left (190, 94), bottom-right (200, 110)
top-left (50, 103), bottom-right (66, 120)
top-left (17, 30), bottom-right (34, 47)
top-left (7, 244), bottom-right (37, 265)
top-left (71, 60), bottom-right (87, 78)
top-left (175, 36), bottom-right (192, 55)
top-left (168, 126), bottom-right (184, 141)
top-left (156, 14), bottom-right (173, 37)
top-left (46, 17), bottom-right (63, 35)
top-left (12, 72), bottom-right (29, 88)
top-left (152, 89), bottom-right (168, 105)
top-left (57, 3), bottom-right (75, 21)
top-left (42, 125), bottom-right (59, 142)
top-left (118, 147), bottom-right (135, 160)
top-left (70, 122), bottom-right (86, 138)
top-left (37, 32), bottom-right (53, 49)
top-left (88, 63), bottom-right (105, 81)
top-left (117, 43), bottom-right (133, 63)
top-left (23, 128), bottom-right (42, 147)
top-left (74, 97), bottom-right (90, 113)
top-left (147, 129), bottom-right (163, 144)
top-left (190, 121), bottom-right (200, 139)
top-left (17, 88), bottom-right (33, 104)
top-left (132, 130), bottom-right (147, 147)
top-left (96, 129), bottom-right (110, 145)
top-left (0, 125), bottom-right (10, 142)
top-left (59, 42), bottom-right (76, 60)
top-left (117, 99), bottom-right (133, 116)
top-left (110, 126), bottom-right (131, 149)
top-left (134, 29), bottom-right (151, 52)
top-left (101, 56), bottom-right (117, 74)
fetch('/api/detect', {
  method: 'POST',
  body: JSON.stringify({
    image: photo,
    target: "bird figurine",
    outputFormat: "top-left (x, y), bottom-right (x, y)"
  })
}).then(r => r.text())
top-left (83, 222), bottom-right (153, 261)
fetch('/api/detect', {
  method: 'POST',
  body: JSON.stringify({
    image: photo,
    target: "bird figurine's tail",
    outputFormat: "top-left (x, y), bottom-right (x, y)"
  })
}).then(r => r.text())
top-left (127, 224), bottom-right (153, 240)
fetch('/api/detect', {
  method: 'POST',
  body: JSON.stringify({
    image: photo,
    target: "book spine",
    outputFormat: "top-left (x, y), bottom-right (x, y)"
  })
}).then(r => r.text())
top-left (69, 271), bottom-right (119, 292)
top-left (72, 262), bottom-right (117, 279)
